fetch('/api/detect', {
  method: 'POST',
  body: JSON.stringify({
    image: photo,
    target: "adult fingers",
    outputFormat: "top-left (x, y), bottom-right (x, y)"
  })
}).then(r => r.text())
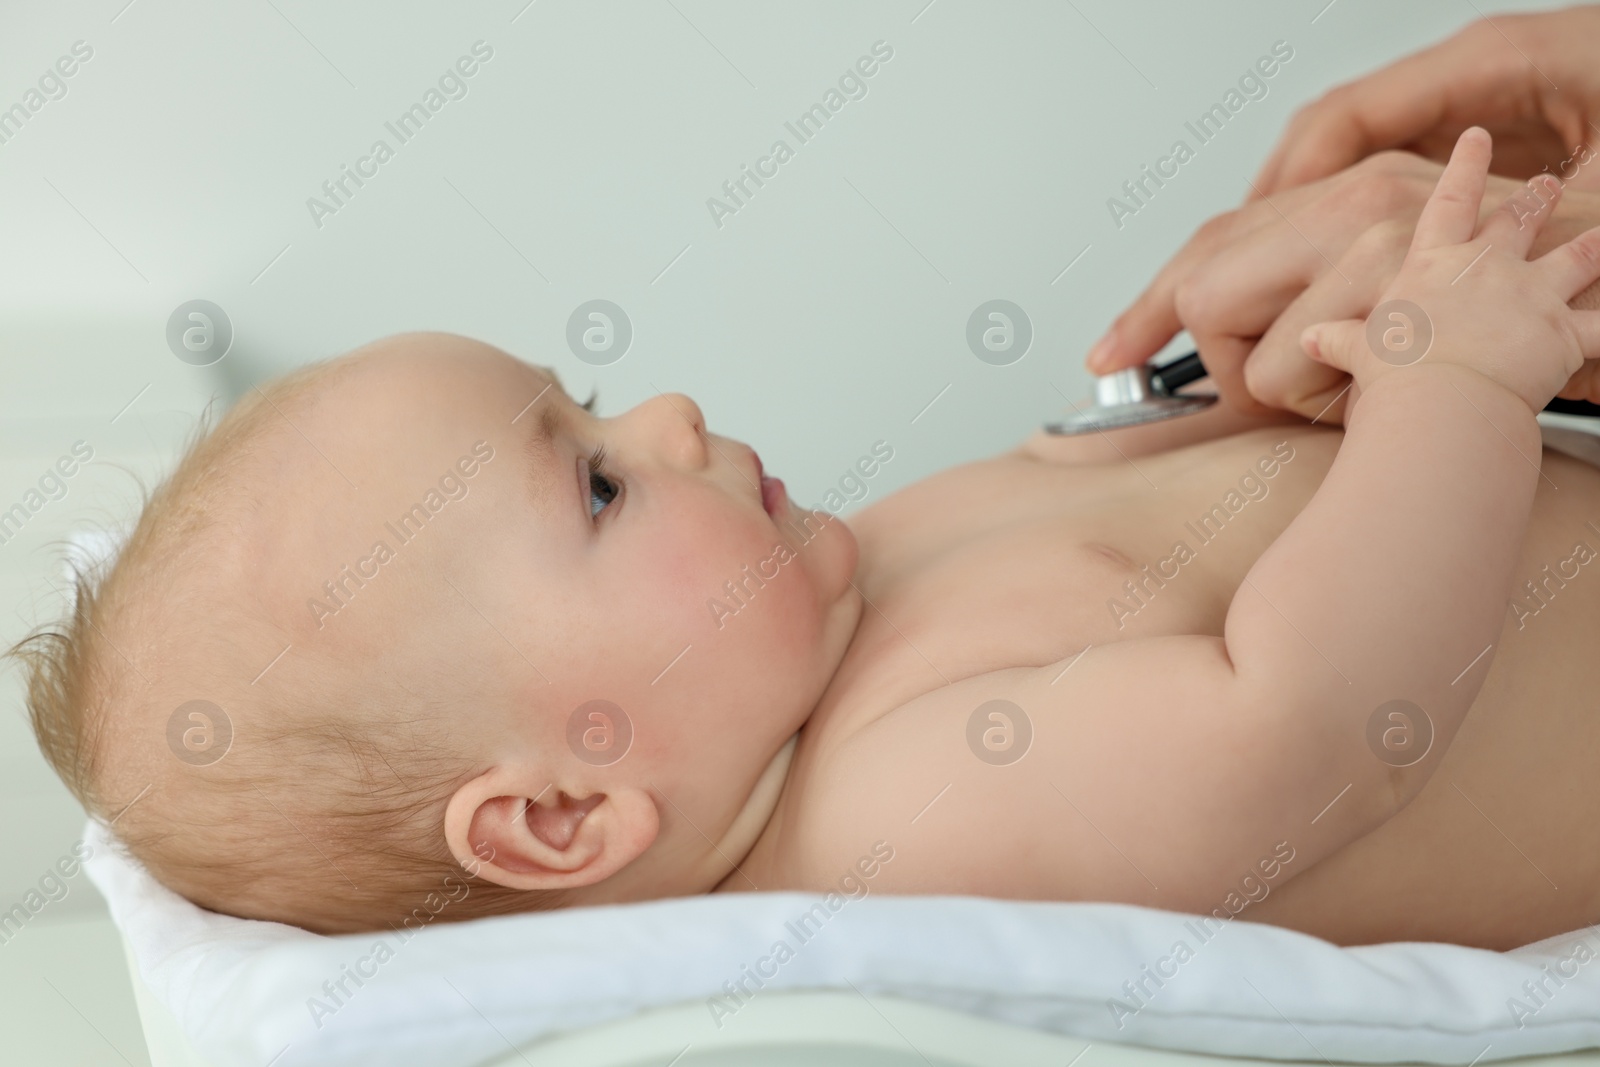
top-left (1189, 155), bottom-right (1449, 351)
top-left (1235, 226), bottom-right (1402, 421)
top-left (1085, 210), bottom-right (1252, 373)
top-left (1255, 81), bottom-right (1440, 196)
top-left (1178, 226), bottom-right (1343, 414)
top-left (1253, 19), bottom-right (1530, 195)
top-left (1185, 333), bottom-right (1273, 416)
top-left (1241, 284), bottom-right (1366, 421)
top-left (1480, 173), bottom-right (1562, 256)
top-left (1537, 221), bottom-right (1600, 301)
top-left (1570, 310), bottom-right (1600, 361)
top-left (1092, 157), bottom-right (1435, 375)
top-left (1557, 358), bottom-right (1600, 403)
top-left (1171, 215), bottom-right (1337, 342)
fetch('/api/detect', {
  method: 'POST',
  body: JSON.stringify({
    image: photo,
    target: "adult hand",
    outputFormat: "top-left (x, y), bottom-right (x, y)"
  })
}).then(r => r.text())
top-left (1254, 7), bottom-right (1600, 196)
top-left (1085, 151), bottom-right (1600, 425)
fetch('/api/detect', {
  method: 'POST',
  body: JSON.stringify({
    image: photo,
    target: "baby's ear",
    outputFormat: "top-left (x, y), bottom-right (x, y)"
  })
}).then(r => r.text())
top-left (443, 769), bottom-right (658, 891)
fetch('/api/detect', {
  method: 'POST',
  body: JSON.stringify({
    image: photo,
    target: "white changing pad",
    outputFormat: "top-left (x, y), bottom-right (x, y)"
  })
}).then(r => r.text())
top-left (81, 820), bottom-right (1600, 1067)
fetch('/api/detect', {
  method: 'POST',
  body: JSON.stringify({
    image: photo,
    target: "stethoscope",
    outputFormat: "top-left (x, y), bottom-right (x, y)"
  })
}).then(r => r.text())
top-left (1046, 350), bottom-right (1600, 435)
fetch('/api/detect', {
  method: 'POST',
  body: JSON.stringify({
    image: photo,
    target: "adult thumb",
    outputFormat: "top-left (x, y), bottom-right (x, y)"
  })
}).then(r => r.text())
top-left (1300, 319), bottom-right (1365, 373)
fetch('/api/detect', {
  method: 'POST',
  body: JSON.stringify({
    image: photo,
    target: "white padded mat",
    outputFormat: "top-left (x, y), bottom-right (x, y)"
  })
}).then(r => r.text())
top-left (83, 820), bottom-right (1600, 1067)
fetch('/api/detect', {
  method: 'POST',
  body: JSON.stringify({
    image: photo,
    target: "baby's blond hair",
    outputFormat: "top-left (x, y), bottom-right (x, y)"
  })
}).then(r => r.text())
top-left (8, 354), bottom-right (563, 933)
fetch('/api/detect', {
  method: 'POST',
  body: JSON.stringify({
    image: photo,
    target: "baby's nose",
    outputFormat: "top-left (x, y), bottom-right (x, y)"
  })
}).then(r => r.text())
top-left (654, 392), bottom-right (705, 434)
top-left (638, 393), bottom-right (708, 466)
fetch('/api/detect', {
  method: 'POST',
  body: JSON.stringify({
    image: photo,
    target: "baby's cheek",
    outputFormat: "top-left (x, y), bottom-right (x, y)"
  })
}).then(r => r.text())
top-left (669, 515), bottom-right (822, 642)
top-left (743, 582), bottom-right (808, 645)
top-left (748, 546), bottom-right (832, 654)
top-left (642, 513), bottom-right (759, 617)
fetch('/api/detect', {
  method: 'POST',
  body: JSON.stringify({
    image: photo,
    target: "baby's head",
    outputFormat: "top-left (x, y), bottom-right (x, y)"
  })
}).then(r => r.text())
top-left (11, 334), bottom-right (861, 932)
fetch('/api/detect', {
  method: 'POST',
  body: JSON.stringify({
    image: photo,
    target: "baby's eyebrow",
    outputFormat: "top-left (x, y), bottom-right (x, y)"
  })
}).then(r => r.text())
top-left (528, 364), bottom-right (597, 412)
top-left (533, 363), bottom-right (570, 398)
top-left (520, 385), bottom-right (566, 506)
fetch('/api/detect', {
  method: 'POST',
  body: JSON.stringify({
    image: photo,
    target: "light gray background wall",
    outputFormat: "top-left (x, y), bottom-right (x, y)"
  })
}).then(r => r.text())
top-left (0, 1), bottom-right (1562, 1061)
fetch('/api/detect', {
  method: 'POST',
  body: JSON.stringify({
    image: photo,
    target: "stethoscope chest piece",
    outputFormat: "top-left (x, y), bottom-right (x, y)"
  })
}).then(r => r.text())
top-left (1045, 357), bottom-right (1217, 435)
top-left (1046, 348), bottom-right (1600, 436)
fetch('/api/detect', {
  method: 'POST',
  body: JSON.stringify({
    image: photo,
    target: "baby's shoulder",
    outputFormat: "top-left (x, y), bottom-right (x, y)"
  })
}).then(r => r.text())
top-left (768, 663), bottom-right (1047, 896)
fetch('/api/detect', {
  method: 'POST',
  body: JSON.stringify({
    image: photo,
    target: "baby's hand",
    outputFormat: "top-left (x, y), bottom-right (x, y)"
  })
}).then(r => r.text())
top-left (1299, 126), bottom-right (1600, 415)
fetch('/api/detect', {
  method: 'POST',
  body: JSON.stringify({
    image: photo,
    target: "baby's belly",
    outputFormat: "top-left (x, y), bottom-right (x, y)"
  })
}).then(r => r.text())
top-left (1246, 444), bottom-right (1600, 949)
top-left (845, 427), bottom-right (1600, 949)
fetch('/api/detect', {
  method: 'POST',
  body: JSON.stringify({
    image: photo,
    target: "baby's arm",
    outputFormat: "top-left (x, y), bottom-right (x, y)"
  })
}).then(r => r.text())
top-left (802, 130), bottom-right (1600, 910)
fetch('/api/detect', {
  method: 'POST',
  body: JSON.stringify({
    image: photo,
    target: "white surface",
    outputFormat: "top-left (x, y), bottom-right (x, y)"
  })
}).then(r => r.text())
top-left (84, 820), bottom-right (1600, 1067)
top-left (112, 974), bottom-right (1600, 1067)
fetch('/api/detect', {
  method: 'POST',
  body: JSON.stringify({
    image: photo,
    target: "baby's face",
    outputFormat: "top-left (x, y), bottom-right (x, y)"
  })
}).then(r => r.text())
top-left (253, 334), bottom-right (861, 899)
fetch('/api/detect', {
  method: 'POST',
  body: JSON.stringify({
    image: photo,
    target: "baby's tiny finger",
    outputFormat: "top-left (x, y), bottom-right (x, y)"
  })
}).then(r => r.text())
top-left (1481, 174), bottom-right (1563, 256)
top-left (1537, 223), bottom-right (1600, 300)
top-left (1300, 319), bottom-right (1365, 373)
top-left (1412, 127), bottom-right (1492, 251)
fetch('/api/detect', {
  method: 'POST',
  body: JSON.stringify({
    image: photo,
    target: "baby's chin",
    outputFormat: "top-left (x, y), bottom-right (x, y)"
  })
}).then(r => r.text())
top-left (791, 509), bottom-right (863, 644)
top-left (781, 504), bottom-right (860, 599)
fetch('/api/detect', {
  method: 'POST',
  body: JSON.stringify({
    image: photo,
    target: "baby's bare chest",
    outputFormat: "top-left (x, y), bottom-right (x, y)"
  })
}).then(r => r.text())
top-left (825, 430), bottom-right (1335, 717)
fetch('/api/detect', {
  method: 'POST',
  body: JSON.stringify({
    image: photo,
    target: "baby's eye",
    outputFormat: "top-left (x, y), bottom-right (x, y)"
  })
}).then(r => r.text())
top-left (588, 447), bottom-right (619, 519)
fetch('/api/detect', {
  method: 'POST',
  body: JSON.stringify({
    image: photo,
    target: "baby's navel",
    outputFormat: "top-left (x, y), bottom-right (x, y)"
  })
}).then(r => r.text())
top-left (1085, 540), bottom-right (1135, 570)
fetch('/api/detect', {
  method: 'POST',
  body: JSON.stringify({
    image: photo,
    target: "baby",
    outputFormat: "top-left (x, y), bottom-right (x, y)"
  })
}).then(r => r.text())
top-left (17, 128), bottom-right (1600, 950)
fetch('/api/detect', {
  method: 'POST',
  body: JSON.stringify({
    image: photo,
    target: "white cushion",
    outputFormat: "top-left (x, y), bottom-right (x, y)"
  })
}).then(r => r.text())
top-left (82, 820), bottom-right (1600, 1067)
